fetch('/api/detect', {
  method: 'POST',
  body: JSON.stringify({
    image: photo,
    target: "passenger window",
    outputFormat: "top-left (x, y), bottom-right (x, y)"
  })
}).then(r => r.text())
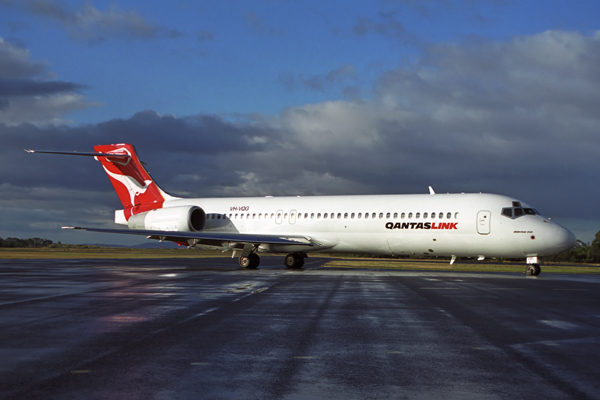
top-left (454, 212), bottom-right (459, 219)
top-left (446, 212), bottom-right (451, 219)
top-left (241, 214), bottom-right (244, 219)
top-left (423, 212), bottom-right (428, 219)
top-left (311, 213), bottom-right (315, 219)
top-left (416, 212), bottom-right (421, 219)
top-left (351, 213), bottom-right (355, 219)
top-left (338, 213), bottom-right (342, 219)
top-left (408, 212), bottom-right (413, 219)
top-left (324, 213), bottom-right (328, 219)
top-left (386, 212), bottom-right (391, 218)
top-left (379, 213), bottom-right (383, 219)
top-left (393, 212), bottom-right (398, 218)
top-left (344, 213), bottom-right (348, 219)
top-left (358, 213), bottom-right (362, 219)
top-left (364, 213), bottom-right (369, 219)
top-left (431, 212), bottom-right (436, 218)
top-left (401, 212), bottom-right (406, 219)
top-left (439, 213), bottom-right (443, 219)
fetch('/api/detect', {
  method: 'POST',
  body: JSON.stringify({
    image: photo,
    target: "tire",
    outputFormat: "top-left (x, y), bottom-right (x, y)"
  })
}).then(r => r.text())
top-left (239, 253), bottom-right (260, 269)
top-left (238, 256), bottom-right (250, 268)
top-left (284, 254), bottom-right (304, 269)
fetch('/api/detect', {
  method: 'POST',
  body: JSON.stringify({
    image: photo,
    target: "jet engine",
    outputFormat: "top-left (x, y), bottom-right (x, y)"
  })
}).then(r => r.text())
top-left (127, 206), bottom-right (206, 232)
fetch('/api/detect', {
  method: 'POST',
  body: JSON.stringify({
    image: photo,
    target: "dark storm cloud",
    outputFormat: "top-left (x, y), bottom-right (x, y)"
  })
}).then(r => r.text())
top-left (3, 29), bottom-right (600, 243)
top-left (0, 38), bottom-right (47, 78)
top-left (0, 37), bottom-right (93, 124)
top-left (0, 78), bottom-right (85, 97)
top-left (1, 110), bottom-right (281, 197)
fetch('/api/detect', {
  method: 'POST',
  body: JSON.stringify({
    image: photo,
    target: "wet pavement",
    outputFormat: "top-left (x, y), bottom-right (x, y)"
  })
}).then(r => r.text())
top-left (1, 257), bottom-right (600, 399)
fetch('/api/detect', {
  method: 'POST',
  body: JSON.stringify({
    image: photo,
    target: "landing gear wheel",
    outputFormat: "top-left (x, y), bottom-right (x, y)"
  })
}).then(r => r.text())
top-left (525, 264), bottom-right (541, 276)
top-left (239, 253), bottom-right (260, 269)
top-left (284, 253), bottom-right (305, 269)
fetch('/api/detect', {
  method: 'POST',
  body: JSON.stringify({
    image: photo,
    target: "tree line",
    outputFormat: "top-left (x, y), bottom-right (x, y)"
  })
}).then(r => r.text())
top-left (546, 231), bottom-right (600, 263)
top-left (0, 237), bottom-right (54, 248)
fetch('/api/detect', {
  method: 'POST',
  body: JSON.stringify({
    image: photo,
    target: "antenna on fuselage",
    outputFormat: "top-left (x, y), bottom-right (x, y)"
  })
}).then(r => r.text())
top-left (428, 186), bottom-right (435, 195)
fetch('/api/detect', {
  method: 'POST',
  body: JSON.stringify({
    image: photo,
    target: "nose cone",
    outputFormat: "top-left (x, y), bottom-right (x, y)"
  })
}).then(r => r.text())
top-left (550, 223), bottom-right (577, 254)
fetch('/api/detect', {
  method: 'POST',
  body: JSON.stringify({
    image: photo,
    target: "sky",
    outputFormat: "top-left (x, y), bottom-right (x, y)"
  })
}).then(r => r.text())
top-left (1, 0), bottom-right (600, 246)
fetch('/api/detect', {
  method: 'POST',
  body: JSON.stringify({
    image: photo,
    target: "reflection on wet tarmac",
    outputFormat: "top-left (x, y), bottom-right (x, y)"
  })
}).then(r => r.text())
top-left (1, 257), bottom-right (600, 399)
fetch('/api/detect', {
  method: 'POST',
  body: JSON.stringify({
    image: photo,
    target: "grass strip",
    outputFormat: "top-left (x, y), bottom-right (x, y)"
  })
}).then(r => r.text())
top-left (322, 259), bottom-right (600, 274)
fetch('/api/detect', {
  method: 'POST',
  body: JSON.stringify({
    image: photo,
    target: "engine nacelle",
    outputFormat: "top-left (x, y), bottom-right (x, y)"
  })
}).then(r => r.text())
top-left (128, 206), bottom-right (206, 232)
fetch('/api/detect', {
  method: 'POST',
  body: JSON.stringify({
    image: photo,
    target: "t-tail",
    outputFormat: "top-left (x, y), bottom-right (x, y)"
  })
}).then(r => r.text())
top-left (25, 143), bottom-right (176, 223)
top-left (92, 144), bottom-right (175, 222)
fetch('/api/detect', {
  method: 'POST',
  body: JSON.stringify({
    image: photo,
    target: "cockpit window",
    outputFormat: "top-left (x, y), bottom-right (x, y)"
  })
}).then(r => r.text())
top-left (502, 206), bottom-right (538, 219)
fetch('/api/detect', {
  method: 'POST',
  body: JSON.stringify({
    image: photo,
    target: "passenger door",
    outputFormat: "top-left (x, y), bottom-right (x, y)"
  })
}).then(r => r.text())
top-left (477, 210), bottom-right (491, 235)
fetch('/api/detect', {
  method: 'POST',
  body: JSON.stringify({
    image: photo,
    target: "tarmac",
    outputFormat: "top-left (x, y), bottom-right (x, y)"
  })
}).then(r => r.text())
top-left (1, 256), bottom-right (600, 399)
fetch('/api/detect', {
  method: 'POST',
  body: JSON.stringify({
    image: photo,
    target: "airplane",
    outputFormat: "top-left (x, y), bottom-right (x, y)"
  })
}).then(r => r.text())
top-left (27, 143), bottom-right (576, 276)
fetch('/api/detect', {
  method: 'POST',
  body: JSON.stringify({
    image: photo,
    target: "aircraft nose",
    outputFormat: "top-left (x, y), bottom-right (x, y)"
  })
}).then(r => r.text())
top-left (551, 224), bottom-right (577, 253)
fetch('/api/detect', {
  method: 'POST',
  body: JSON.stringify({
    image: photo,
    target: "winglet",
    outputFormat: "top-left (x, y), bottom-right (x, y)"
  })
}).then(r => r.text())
top-left (429, 186), bottom-right (435, 195)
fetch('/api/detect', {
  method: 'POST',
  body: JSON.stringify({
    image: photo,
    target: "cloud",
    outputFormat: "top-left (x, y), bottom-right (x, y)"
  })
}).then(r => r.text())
top-left (0, 0), bottom-right (182, 42)
top-left (197, 29), bottom-right (214, 43)
top-left (244, 11), bottom-right (283, 37)
top-left (2, 30), bottom-right (600, 243)
top-left (353, 11), bottom-right (406, 39)
top-left (0, 37), bottom-right (47, 78)
top-left (279, 64), bottom-right (357, 93)
top-left (0, 37), bottom-right (95, 125)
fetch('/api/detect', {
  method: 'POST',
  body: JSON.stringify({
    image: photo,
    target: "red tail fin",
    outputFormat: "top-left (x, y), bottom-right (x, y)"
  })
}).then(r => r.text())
top-left (93, 144), bottom-right (173, 219)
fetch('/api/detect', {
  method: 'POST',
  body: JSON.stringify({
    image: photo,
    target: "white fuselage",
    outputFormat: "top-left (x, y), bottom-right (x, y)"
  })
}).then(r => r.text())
top-left (160, 193), bottom-right (575, 259)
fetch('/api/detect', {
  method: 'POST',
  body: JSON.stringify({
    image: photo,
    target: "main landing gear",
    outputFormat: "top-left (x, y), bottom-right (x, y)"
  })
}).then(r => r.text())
top-left (238, 253), bottom-right (260, 269)
top-left (237, 252), bottom-right (306, 270)
top-left (284, 253), bottom-right (306, 269)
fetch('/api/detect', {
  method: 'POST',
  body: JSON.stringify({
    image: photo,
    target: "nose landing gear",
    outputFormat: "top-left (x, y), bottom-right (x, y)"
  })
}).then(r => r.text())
top-left (525, 256), bottom-right (542, 276)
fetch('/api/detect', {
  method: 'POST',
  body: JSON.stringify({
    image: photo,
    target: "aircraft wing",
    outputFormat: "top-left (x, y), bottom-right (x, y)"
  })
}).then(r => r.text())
top-left (63, 226), bottom-right (313, 247)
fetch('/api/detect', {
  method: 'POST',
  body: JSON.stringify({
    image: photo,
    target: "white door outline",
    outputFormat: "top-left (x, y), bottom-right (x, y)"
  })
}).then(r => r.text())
top-left (477, 210), bottom-right (491, 235)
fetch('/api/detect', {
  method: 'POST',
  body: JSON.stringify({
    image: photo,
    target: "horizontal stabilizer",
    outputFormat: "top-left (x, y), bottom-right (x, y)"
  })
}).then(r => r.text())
top-left (25, 149), bottom-right (131, 159)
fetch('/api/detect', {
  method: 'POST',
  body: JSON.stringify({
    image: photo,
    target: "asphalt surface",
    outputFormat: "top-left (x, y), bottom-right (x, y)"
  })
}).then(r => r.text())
top-left (1, 257), bottom-right (600, 400)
